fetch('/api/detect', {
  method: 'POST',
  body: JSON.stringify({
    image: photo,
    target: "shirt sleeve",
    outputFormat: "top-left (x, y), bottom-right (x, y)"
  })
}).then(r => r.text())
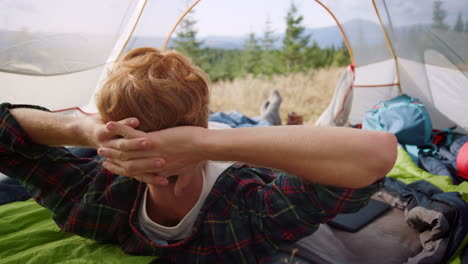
top-left (0, 103), bottom-right (125, 242)
top-left (238, 166), bottom-right (384, 245)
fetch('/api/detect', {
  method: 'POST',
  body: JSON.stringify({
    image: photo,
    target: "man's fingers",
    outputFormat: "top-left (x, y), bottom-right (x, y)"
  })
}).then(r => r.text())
top-left (106, 121), bottom-right (146, 139)
top-left (102, 161), bottom-right (169, 186)
top-left (102, 160), bottom-right (127, 176)
top-left (101, 156), bottom-right (165, 174)
top-left (94, 118), bottom-right (140, 145)
top-left (100, 137), bottom-right (152, 152)
top-left (117, 117), bottom-right (140, 128)
top-left (98, 147), bottom-right (131, 160)
top-left (138, 175), bottom-right (169, 186)
top-left (98, 146), bottom-right (163, 162)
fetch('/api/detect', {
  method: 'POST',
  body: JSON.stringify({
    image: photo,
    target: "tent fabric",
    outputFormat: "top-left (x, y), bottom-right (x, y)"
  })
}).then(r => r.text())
top-left (347, 0), bottom-right (468, 132)
top-left (0, 0), bottom-right (141, 76)
top-left (350, 56), bottom-right (468, 132)
top-left (315, 65), bottom-right (354, 126)
top-left (0, 0), bottom-right (146, 111)
top-left (1, 66), bottom-right (105, 111)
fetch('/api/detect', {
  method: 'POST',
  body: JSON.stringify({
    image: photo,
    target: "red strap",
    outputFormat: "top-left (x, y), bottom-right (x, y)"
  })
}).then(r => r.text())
top-left (433, 134), bottom-right (445, 146)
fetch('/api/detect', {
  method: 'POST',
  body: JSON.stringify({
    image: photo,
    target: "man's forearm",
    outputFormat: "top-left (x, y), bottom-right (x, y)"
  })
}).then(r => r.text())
top-left (10, 108), bottom-right (93, 147)
top-left (94, 121), bottom-right (397, 188)
top-left (201, 126), bottom-right (397, 188)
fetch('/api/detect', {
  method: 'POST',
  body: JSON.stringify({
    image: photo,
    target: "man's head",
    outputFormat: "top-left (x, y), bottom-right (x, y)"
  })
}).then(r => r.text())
top-left (96, 47), bottom-right (210, 132)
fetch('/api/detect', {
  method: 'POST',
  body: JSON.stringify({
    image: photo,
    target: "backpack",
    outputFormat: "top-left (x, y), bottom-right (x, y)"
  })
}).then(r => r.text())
top-left (362, 94), bottom-right (432, 147)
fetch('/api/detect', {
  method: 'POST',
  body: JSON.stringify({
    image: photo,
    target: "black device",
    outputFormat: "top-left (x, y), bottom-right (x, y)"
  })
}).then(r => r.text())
top-left (328, 199), bottom-right (391, 232)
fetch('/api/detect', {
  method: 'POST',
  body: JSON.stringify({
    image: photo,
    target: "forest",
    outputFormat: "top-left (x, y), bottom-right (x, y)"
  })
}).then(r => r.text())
top-left (170, 3), bottom-right (350, 82)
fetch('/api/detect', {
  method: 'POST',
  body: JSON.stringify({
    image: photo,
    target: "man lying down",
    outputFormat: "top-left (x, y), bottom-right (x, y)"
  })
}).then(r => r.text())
top-left (0, 47), bottom-right (397, 263)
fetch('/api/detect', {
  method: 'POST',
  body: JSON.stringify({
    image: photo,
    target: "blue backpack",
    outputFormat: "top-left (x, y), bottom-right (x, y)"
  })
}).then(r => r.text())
top-left (362, 94), bottom-right (432, 147)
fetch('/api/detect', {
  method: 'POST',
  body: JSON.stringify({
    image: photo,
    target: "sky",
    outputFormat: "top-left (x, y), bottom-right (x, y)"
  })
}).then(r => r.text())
top-left (186, 0), bottom-right (336, 37)
top-left (1, 0), bottom-right (467, 37)
top-left (0, 0), bottom-right (338, 37)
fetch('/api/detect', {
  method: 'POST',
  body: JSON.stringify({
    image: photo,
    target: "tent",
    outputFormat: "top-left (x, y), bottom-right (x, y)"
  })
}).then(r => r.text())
top-left (1, 0), bottom-right (467, 132)
top-left (1, 0), bottom-right (467, 263)
top-left (315, 0), bottom-right (468, 135)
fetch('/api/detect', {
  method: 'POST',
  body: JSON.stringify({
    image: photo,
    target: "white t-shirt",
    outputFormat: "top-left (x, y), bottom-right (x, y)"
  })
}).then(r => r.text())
top-left (137, 161), bottom-right (232, 244)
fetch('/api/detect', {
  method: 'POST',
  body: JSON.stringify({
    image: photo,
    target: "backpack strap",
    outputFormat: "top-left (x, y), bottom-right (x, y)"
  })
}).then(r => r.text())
top-left (433, 126), bottom-right (457, 147)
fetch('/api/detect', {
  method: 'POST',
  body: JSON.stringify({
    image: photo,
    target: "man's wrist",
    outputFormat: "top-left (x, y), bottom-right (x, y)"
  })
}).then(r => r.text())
top-left (195, 127), bottom-right (215, 161)
top-left (68, 116), bottom-right (97, 148)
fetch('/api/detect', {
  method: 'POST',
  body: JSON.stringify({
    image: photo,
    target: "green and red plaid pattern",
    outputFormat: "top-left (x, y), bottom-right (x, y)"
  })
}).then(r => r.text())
top-left (0, 103), bottom-right (384, 263)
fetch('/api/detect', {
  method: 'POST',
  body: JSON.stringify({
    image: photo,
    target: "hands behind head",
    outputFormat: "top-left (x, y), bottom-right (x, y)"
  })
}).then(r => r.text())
top-left (82, 115), bottom-right (140, 149)
top-left (95, 119), bottom-right (206, 196)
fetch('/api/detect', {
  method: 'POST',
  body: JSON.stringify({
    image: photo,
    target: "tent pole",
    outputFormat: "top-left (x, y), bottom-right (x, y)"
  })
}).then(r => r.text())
top-left (116, 0), bottom-right (149, 59)
top-left (382, 0), bottom-right (395, 34)
top-left (163, 0), bottom-right (202, 49)
top-left (372, 0), bottom-right (402, 94)
top-left (82, 0), bottom-right (148, 113)
top-left (312, 0), bottom-right (355, 67)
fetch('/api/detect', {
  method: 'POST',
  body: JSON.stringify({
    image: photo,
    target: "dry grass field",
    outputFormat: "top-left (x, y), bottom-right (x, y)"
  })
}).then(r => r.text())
top-left (209, 67), bottom-right (344, 124)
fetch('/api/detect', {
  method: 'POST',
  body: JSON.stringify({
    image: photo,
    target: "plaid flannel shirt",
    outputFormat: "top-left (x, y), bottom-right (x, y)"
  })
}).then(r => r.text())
top-left (0, 103), bottom-right (384, 263)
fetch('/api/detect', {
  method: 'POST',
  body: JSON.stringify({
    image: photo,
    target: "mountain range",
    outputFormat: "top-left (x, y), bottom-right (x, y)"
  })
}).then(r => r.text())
top-left (0, 19), bottom-right (384, 53)
top-left (129, 19), bottom-right (384, 50)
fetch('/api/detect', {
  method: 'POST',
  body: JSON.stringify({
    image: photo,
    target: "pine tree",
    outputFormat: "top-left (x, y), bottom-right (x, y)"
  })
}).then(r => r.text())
top-left (171, 11), bottom-right (205, 66)
top-left (282, 2), bottom-right (310, 73)
top-left (323, 46), bottom-right (336, 68)
top-left (432, 0), bottom-right (449, 31)
top-left (304, 41), bottom-right (322, 69)
top-left (243, 32), bottom-right (262, 75)
top-left (454, 12), bottom-right (464, 32)
top-left (260, 17), bottom-right (280, 76)
top-left (333, 42), bottom-right (351, 67)
top-left (204, 49), bottom-right (243, 82)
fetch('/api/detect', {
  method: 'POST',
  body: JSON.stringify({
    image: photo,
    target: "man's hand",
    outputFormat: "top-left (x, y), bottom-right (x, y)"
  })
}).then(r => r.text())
top-left (82, 115), bottom-right (141, 149)
top-left (97, 122), bottom-right (207, 195)
top-left (9, 108), bottom-right (139, 149)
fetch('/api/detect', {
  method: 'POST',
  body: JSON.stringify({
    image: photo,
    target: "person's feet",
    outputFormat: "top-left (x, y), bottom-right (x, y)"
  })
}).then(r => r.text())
top-left (260, 90), bottom-right (282, 125)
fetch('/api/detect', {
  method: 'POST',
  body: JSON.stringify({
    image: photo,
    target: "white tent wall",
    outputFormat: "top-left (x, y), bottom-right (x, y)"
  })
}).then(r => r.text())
top-left (1, 66), bottom-right (105, 110)
top-left (343, 0), bottom-right (468, 133)
top-left (354, 60), bottom-right (397, 86)
top-left (355, 59), bottom-right (468, 132)
top-left (349, 58), bottom-right (466, 132)
top-left (424, 55), bottom-right (468, 132)
top-left (0, 0), bottom-right (145, 112)
top-left (399, 58), bottom-right (466, 132)
top-left (348, 61), bottom-right (398, 125)
top-left (82, 0), bottom-right (149, 113)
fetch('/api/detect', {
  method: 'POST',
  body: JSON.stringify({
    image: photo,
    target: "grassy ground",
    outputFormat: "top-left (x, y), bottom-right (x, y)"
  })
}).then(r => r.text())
top-left (209, 67), bottom-right (344, 125)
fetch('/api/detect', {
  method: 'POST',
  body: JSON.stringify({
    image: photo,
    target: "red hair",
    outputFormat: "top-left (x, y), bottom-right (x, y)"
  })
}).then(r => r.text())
top-left (96, 47), bottom-right (210, 132)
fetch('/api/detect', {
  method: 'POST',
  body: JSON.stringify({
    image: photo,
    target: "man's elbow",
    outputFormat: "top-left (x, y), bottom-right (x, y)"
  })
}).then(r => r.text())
top-left (367, 132), bottom-right (398, 183)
